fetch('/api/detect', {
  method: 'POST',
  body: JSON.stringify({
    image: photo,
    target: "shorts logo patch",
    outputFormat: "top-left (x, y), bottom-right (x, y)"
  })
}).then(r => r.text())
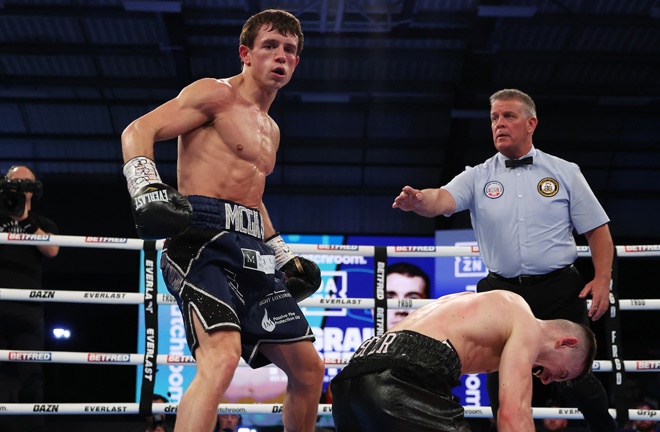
top-left (262, 310), bottom-right (276, 332)
top-left (242, 249), bottom-right (259, 270)
top-left (484, 181), bottom-right (504, 199)
top-left (260, 308), bottom-right (303, 332)
top-left (537, 177), bottom-right (559, 197)
top-left (241, 249), bottom-right (275, 274)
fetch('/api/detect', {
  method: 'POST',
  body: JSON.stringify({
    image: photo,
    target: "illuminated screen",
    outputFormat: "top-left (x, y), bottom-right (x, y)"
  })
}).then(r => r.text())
top-left (136, 230), bottom-right (490, 426)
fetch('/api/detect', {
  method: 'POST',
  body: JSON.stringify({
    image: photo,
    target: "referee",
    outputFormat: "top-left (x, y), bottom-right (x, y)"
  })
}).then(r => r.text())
top-left (393, 88), bottom-right (616, 431)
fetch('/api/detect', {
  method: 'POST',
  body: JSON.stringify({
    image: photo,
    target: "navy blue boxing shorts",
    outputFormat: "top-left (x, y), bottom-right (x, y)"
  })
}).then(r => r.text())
top-left (331, 330), bottom-right (468, 432)
top-left (161, 195), bottom-right (315, 368)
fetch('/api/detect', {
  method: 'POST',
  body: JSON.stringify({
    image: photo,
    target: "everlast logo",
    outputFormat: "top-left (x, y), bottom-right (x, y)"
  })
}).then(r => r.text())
top-left (84, 405), bottom-right (127, 412)
top-left (144, 328), bottom-right (155, 382)
top-left (319, 298), bottom-right (362, 305)
top-left (558, 408), bottom-right (581, 415)
top-left (145, 259), bottom-right (155, 314)
top-left (134, 188), bottom-right (169, 210)
top-left (225, 203), bottom-right (263, 238)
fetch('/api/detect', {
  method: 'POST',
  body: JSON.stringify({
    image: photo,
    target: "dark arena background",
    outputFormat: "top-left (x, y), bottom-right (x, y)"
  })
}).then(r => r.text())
top-left (1, 0), bottom-right (659, 431)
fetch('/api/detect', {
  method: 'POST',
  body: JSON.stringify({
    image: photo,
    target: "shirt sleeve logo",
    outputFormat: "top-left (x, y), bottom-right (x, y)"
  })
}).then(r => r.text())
top-left (537, 177), bottom-right (560, 197)
top-left (483, 181), bottom-right (504, 199)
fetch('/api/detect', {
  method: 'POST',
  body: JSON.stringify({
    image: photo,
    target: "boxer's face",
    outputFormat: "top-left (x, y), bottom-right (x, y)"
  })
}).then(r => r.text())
top-left (240, 26), bottom-right (300, 90)
top-left (533, 354), bottom-right (584, 385)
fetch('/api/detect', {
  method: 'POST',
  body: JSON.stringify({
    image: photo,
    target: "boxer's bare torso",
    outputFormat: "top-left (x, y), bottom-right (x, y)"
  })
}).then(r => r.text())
top-left (388, 291), bottom-right (541, 376)
top-left (176, 76), bottom-right (278, 208)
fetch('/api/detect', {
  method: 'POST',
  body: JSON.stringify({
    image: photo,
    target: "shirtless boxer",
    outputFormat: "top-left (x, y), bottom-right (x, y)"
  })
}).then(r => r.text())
top-left (121, 9), bottom-right (324, 432)
top-left (331, 290), bottom-right (596, 432)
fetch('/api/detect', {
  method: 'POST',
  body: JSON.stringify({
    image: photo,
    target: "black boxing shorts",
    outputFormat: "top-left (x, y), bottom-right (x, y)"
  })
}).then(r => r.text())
top-left (161, 195), bottom-right (315, 368)
top-left (331, 330), bottom-right (467, 432)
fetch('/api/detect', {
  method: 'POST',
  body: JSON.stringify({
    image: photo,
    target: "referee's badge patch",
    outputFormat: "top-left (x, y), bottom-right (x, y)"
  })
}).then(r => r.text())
top-left (537, 177), bottom-right (559, 197)
top-left (484, 181), bottom-right (504, 199)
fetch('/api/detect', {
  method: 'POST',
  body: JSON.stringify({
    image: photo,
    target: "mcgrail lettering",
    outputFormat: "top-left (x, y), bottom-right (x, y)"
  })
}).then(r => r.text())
top-left (225, 203), bottom-right (263, 238)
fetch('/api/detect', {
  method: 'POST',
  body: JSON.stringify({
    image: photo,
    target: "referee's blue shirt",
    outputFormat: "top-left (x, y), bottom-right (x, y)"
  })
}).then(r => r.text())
top-left (443, 147), bottom-right (609, 278)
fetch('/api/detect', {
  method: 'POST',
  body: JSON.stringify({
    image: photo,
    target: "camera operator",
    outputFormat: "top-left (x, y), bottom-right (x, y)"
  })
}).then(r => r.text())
top-left (0, 165), bottom-right (59, 432)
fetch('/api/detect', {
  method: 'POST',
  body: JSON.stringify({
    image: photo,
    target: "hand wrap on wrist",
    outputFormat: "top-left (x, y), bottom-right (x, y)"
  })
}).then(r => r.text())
top-left (123, 156), bottom-right (163, 197)
top-left (266, 233), bottom-right (322, 302)
top-left (122, 156), bottom-right (191, 239)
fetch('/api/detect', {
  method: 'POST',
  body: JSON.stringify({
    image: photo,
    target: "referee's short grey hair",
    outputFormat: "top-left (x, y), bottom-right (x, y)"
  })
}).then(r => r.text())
top-left (490, 89), bottom-right (537, 118)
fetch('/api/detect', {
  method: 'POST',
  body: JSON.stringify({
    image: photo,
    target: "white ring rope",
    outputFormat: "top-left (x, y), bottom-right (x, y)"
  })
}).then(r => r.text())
top-left (0, 402), bottom-right (657, 421)
top-left (1, 233), bottom-right (657, 422)
top-left (0, 288), bottom-right (658, 311)
top-left (2, 233), bottom-right (660, 257)
top-left (0, 349), bottom-right (658, 373)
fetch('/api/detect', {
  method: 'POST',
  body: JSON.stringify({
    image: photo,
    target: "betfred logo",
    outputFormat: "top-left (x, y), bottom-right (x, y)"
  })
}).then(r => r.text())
top-left (636, 361), bottom-right (660, 370)
top-left (317, 245), bottom-right (359, 251)
top-left (394, 246), bottom-right (436, 252)
top-left (625, 245), bottom-right (660, 252)
top-left (85, 237), bottom-right (128, 243)
top-left (7, 233), bottom-right (49, 241)
top-left (166, 355), bottom-right (195, 363)
top-left (87, 353), bottom-right (130, 363)
top-left (9, 352), bottom-right (52, 361)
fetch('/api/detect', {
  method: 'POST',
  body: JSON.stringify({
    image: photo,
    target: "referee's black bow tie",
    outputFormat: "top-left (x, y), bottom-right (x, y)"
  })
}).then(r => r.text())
top-left (505, 156), bottom-right (533, 168)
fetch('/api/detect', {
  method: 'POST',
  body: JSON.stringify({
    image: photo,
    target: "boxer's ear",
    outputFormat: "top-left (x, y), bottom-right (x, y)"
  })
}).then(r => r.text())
top-left (557, 337), bottom-right (578, 349)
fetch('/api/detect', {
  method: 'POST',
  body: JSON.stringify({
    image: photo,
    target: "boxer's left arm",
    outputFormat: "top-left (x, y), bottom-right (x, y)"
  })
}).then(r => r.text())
top-left (259, 201), bottom-right (321, 302)
top-left (121, 80), bottom-right (220, 239)
top-left (496, 322), bottom-right (538, 432)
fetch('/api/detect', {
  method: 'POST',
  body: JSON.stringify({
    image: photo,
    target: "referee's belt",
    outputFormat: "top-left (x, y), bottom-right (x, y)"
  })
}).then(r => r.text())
top-left (488, 264), bottom-right (576, 286)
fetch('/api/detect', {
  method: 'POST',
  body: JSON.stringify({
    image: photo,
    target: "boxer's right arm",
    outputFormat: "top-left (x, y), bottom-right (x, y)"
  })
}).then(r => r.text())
top-left (120, 79), bottom-right (225, 239)
top-left (122, 157), bottom-right (192, 240)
